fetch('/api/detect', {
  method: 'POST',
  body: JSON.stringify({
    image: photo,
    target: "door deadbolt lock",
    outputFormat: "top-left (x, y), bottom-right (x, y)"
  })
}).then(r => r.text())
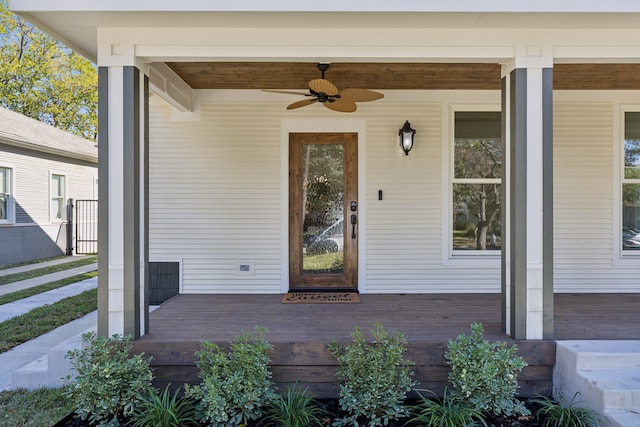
top-left (350, 201), bottom-right (357, 211)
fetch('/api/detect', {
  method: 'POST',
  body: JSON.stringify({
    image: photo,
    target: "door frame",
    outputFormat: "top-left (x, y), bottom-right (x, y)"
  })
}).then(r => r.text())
top-left (288, 132), bottom-right (358, 290)
top-left (280, 119), bottom-right (367, 293)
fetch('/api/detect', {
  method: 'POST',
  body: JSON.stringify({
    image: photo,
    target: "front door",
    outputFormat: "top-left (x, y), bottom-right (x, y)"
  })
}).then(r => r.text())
top-left (289, 133), bottom-right (358, 291)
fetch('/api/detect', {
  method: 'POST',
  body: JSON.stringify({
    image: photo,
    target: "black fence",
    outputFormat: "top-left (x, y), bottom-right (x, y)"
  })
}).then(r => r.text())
top-left (75, 199), bottom-right (98, 255)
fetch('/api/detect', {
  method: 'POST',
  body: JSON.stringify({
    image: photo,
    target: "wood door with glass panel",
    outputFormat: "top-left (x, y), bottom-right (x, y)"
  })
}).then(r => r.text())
top-left (289, 133), bottom-right (358, 291)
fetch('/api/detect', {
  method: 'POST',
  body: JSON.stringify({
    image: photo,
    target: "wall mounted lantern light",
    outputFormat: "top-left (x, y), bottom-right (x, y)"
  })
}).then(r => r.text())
top-left (399, 120), bottom-right (416, 156)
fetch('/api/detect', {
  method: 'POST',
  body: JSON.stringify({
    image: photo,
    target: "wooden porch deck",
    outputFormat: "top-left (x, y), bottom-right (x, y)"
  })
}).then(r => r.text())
top-left (131, 293), bottom-right (640, 398)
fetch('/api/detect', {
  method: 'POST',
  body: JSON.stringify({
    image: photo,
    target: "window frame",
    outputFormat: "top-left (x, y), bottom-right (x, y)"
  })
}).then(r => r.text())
top-left (442, 104), bottom-right (502, 266)
top-left (0, 165), bottom-right (15, 224)
top-left (619, 106), bottom-right (640, 258)
top-left (50, 172), bottom-right (67, 223)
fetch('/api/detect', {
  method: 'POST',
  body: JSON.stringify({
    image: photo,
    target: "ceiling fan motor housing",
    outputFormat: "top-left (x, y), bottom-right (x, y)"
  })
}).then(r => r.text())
top-left (264, 62), bottom-right (384, 112)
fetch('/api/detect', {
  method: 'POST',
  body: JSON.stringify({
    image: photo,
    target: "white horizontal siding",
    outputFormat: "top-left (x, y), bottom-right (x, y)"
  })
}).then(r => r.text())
top-left (148, 94), bottom-right (640, 295)
top-left (0, 144), bottom-right (96, 225)
top-left (363, 102), bottom-right (501, 293)
top-left (552, 102), bottom-right (632, 292)
top-left (149, 101), bottom-right (283, 293)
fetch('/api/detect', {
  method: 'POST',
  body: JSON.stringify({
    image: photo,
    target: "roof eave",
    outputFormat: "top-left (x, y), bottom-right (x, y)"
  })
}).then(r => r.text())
top-left (0, 132), bottom-right (98, 164)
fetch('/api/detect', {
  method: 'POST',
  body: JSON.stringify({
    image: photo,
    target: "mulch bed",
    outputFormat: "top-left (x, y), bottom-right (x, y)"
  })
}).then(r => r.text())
top-left (54, 399), bottom-right (549, 426)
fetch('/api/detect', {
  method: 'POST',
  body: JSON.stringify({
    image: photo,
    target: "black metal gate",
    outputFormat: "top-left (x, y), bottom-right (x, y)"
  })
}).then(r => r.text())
top-left (75, 199), bottom-right (98, 255)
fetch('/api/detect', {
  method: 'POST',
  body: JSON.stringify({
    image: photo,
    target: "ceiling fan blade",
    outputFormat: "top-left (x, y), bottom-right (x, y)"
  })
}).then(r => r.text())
top-left (287, 98), bottom-right (318, 110)
top-left (308, 79), bottom-right (339, 96)
top-left (262, 89), bottom-right (310, 96)
top-left (339, 88), bottom-right (384, 102)
top-left (324, 98), bottom-right (357, 113)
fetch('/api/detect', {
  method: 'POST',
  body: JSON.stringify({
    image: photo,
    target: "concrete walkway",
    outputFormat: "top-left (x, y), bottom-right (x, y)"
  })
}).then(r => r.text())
top-left (0, 277), bottom-right (97, 322)
top-left (0, 312), bottom-right (96, 391)
top-left (0, 256), bottom-right (93, 277)
top-left (0, 257), bottom-right (98, 390)
top-left (0, 263), bottom-right (98, 297)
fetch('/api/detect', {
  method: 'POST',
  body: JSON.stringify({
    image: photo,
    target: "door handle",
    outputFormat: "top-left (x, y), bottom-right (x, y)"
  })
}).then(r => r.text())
top-left (351, 214), bottom-right (357, 239)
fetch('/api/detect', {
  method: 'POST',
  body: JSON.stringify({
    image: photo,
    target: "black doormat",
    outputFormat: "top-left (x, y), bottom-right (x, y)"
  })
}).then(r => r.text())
top-left (282, 292), bottom-right (360, 304)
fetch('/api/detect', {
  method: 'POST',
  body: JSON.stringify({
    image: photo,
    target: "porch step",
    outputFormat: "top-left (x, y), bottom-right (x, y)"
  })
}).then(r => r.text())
top-left (11, 328), bottom-right (92, 390)
top-left (604, 409), bottom-right (640, 427)
top-left (11, 355), bottom-right (49, 389)
top-left (554, 341), bottom-right (640, 427)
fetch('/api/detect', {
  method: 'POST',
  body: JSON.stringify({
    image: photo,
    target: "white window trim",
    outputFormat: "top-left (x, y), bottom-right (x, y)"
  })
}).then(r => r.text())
top-left (442, 103), bottom-right (502, 267)
top-left (617, 105), bottom-right (640, 263)
top-left (49, 171), bottom-right (68, 223)
top-left (0, 165), bottom-right (16, 225)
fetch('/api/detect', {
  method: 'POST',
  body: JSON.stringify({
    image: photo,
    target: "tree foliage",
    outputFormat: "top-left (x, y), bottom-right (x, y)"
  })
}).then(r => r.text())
top-left (0, 0), bottom-right (97, 140)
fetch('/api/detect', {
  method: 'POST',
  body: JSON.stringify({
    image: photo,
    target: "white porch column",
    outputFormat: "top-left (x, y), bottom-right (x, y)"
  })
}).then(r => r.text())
top-left (97, 65), bottom-right (149, 338)
top-left (501, 53), bottom-right (554, 340)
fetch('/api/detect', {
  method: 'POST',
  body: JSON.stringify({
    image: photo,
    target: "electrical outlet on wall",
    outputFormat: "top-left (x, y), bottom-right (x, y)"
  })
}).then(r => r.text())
top-left (235, 262), bottom-right (255, 275)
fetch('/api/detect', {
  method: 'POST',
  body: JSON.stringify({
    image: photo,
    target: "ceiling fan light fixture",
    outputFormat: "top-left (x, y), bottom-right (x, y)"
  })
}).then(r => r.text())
top-left (399, 121), bottom-right (416, 156)
top-left (263, 63), bottom-right (384, 112)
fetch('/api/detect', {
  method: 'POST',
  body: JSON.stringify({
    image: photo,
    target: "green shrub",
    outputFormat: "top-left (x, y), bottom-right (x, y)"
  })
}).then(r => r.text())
top-left (534, 392), bottom-right (602, 427)
top-left (407, 389), bottom-right (487, 427)
top-left (261, 384), bottom-right (327, 427)
top-left (185, 327), bottom-right (276, 427)
top-left (64, 332), bottom-right (154, 427)
top-left (445, 322), bottom-right (529, 418)
top-left (130, 384), bottom-right (198, 427)
top-left (327, 322), bottom-right (416, 427)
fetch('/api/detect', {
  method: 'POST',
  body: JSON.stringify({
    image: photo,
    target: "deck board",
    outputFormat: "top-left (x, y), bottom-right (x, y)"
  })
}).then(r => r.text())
top-left (132, 293), bottom-right (640, 398)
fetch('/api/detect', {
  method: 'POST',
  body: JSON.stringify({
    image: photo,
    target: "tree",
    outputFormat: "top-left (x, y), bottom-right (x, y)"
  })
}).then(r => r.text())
top-left (0, 0), bottom-right (97, 140)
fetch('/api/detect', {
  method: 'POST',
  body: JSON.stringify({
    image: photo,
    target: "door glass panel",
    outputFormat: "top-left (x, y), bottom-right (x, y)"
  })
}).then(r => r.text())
top-left (301, 144), bottom-right (345, 274)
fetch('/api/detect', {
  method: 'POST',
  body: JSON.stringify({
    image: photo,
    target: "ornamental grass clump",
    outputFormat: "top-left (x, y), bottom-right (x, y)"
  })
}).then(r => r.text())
top-left (407, 388), bottom-right (487, 427)
top-left (328, 322), bottom-right (416, 427)
top-left (445, 323), bottom-right (529, 419)
top-left (185, 327), bottom-right (276, 427)
top-left (261, 384), bottom-right (327, 427)
top-left (130, 384), bottom-right (198, 427)
top-left (533, 392), bottom-right (602, 427)
top-left (64, 332), bottom-right (154, 427)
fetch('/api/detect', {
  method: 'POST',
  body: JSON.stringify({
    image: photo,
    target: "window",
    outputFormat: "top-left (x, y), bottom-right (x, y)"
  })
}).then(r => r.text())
top-left (622, 111), bottom-right (640, 252)
top-left (50, 173), bottom-right (66, 222)
top-left (0, 166), bottom-right (13, 223)
top-left (451, 111), bottom-right (502, 253)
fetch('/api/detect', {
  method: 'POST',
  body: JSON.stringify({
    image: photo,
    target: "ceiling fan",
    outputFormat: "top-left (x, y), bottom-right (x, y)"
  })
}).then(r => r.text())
top-left (263, 63), bottom-right (384, 112)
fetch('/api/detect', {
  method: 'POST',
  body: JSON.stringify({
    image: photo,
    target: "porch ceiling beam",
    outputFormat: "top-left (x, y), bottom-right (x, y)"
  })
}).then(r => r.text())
top-left (153, 62), bottom-right (640, 92)
top-left (147, 63), bottom-right (194, 112)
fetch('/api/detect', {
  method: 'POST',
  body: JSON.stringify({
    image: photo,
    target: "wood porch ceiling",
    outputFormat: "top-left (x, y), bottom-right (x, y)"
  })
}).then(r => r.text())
top-left (166, 62), bottom-right (640, 91)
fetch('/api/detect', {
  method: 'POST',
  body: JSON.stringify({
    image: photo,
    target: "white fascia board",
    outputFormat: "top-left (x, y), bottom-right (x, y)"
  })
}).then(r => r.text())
top-left (10, 0), bottom-right (640, 13)
top-left (0, 134), bottom-right (98, 163)
top-left (9, 11), bottom-right (97, 62)
top-left (100, 26), bottom-right (640, 63)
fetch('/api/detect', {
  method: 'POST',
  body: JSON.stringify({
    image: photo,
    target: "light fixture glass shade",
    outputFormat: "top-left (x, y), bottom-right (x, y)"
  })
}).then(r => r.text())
top-left (399, 120), bottom-right (416, 155)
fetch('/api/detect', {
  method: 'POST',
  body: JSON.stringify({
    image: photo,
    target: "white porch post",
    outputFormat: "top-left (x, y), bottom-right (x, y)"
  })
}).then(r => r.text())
top-left (97, 65), bottom-right (149, 338)
top-left (501, 53), bottom-right (554, 340)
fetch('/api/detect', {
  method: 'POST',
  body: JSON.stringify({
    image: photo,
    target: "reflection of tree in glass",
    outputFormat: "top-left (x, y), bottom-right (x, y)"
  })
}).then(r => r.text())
top-left (455, 139), bottom-right (502, 179)
top-left (454, 184), bottom-right (501, 250)
top-left (623, 140), bottom-right (640, 224)
top-left (624, 139), bottom-right (640, 178)
top-left (302, 144), bottom-right (344, 230)
top-left (454, 139), bottom-right (502, 250)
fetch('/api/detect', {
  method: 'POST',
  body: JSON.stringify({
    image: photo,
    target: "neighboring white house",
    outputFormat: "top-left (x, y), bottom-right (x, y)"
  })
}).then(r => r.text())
top-left (9, 0), bottom-right (640, 340)
top-left (0, 107), bottom-right (97, 265)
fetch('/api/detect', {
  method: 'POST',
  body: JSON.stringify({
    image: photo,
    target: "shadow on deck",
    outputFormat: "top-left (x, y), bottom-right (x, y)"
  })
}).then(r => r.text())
top-left (131, 293), bottom-right (640, 398)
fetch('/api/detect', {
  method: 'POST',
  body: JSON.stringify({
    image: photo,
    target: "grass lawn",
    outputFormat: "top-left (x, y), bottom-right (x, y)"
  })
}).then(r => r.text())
top-left (0, 256), bottom-right (97, 287)
top-left (0, 387), bottom-right (74, 427)
top-left (303, 252), bottom-right (343, 272)
top-left (0, 289), bottom-right (97, 353)
top-left (0, 256), bottom-right (65, 271)
top-left (0, 271), bottom-right (97, 306)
